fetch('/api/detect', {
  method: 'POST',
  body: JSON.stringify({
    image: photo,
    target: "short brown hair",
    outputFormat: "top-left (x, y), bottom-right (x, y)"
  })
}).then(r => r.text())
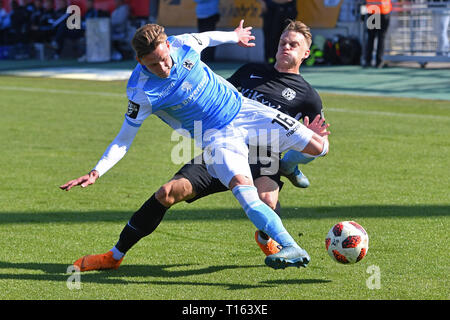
top-left (283, 20), bottom-right (312, 48)
top-left (131, 24), bottom-right (168, 58)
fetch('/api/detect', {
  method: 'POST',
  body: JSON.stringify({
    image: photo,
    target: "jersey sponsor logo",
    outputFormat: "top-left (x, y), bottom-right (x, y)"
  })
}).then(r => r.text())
top-left (241, 88), bottom-right (277, 109)
top-left (127, 100), bottom-right (140, 119)
top-left (282, 87), bottom-right (296, 101)
top-left (182, 59), bottom-right (195, 71)
top-left (250, 74), bottom-right (263, 79)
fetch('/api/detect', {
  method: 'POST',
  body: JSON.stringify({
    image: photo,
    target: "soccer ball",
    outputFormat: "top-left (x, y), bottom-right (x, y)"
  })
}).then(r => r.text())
top-left (325, 221), bottom-right (369, 264)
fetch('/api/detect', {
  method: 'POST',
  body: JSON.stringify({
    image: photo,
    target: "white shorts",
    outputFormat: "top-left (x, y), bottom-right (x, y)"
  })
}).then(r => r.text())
top-left (203, 97), bottom-right (315, 187)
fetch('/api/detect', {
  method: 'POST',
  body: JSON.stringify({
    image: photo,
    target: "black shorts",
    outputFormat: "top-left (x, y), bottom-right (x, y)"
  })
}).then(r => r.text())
top-left (175, 155), bottom-right (283, 203)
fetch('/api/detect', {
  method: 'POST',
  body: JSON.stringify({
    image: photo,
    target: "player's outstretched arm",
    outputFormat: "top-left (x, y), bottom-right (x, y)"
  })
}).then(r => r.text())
top-left (60, 170), bottom-right (99, 191)
top-left (59, 118), bottom-right (140, 192)
top-left (234, 19), bottom-right (256, 48)
top-left (188, 19), bottom-right (255, 51)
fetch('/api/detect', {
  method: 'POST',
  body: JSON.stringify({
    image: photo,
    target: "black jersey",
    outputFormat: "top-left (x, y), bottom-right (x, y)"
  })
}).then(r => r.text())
top-left (227, 63), bottom-right (324, 121)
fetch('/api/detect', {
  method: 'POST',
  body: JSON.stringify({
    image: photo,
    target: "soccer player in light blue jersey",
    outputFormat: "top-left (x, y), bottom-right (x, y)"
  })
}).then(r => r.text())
top-left (61, 21), bottom-right (329, 271)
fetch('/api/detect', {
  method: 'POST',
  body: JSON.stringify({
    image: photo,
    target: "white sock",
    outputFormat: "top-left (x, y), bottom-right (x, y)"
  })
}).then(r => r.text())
top-left (110, 246), bottom-right (125, 260)
top-left (257, 231), bottom-right (270, 245)
top-left (232, 185), bottom-right (298, 248)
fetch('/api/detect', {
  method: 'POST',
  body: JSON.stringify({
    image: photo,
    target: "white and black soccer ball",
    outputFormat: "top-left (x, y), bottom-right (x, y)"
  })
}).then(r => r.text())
top-left (325, 221), bottom-right (369, 264)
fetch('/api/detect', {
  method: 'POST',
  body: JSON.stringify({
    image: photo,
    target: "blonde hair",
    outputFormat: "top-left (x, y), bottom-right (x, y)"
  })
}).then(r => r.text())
top-left (131, 24), bottom-right (168, 58)
top-left (283, 20), bottom-right (312, 48)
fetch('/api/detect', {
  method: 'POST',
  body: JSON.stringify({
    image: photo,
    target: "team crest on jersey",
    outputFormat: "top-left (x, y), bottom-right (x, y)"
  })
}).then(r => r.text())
top-left (181, 81), bottom-right (193, 92)
top-left (182, 59), bottom-right (194, 71)
top-left (127, 100), bottom-right (140, 119)
top-left (282, 88), bottom-right (296, 101)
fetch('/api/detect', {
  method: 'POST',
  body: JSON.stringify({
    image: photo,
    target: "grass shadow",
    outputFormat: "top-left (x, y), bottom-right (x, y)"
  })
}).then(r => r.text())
top-left (0, 260), bottom-right (266, 288)
top-left (0, 260), bottom-right (330, 290)
top-left (261, 279), bottom-right (332, 286)
top-left (0, 205), bottom-right (448, 225)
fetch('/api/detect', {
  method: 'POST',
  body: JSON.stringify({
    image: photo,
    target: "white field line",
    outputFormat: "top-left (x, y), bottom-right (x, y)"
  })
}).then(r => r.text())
top-left (0, 85), bottom-right (449, 120)
top-left (324, 108), bottom-right (450, 120)
top-left (326, 107), bottom-right (450, 121)
top-left (0, 85), bottom-right (123, 98)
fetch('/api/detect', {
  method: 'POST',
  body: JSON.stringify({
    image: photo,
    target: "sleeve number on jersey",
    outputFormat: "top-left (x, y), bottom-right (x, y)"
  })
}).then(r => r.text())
top-left (271, 113), bottom-right (296, 130)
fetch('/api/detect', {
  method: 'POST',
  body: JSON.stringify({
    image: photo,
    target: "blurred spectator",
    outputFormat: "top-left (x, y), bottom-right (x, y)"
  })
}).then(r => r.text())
top-left (149, 0), bottom-right (159, 23)
top-left (364, 0), bottom-right (392, 68)
top-left (194, 0), bottom-right (220, 62)
top-left (78, 0), bottom-right (110, 62)
top-left (111, 0), bottom-right (129, 60)
top-left (84, 0), bottom-right (109, 21)
top-left (9, 0), bottom-right (30, 44)
top-left (0, 0), bottom-right (9, 45)
top-left (258, 0), bottom-right (297, 64)
top-left (30, 0), bottom-right (44, 43)
top-left (24, 0), bottom-right (36, 14)
top-left (432, 0), bottom-right (449, 56)
top-left (34, 0), bottom-right (56, 44)
top-left (51, 0), bottom-right (86, 59)
top-left (23, 0), bottom-right (37, 36)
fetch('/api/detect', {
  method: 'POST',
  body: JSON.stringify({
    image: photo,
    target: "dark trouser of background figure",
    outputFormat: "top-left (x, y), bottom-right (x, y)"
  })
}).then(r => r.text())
top-left (365, 13), bottom-right (390, 67)
top-left (262, 4), bottom-right (297, 63)
top-left (197, 13), bottom-right (220, 62)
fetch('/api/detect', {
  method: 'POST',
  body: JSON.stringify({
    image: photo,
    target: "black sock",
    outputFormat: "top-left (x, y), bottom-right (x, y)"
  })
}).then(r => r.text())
top-left (259, 201), bottom-right (282, 240)
top-left (115, 194), bottom-right (168, 254)
top-left (274, 201), bottom-right (281, 217)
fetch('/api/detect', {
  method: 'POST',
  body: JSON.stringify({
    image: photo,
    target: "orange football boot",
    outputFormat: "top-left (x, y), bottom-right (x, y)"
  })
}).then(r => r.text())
top-left (254, 230), bottom-right (282, 256)
top-left (73, 251), bottom-right (123, 272)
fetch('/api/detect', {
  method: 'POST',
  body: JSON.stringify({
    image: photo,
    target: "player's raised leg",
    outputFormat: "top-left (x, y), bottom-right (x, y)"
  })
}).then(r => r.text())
top-left (205, 145), bottom-right (310, 269)
top-left (230, 177), bottom-right (310, 269)
top-left (279, 152), bottom-right (313, 188)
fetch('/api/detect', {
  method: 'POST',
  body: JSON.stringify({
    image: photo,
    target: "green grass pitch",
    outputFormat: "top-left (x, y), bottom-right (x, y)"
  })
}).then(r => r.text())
top-left (0, 74), bottom-right (448, 300)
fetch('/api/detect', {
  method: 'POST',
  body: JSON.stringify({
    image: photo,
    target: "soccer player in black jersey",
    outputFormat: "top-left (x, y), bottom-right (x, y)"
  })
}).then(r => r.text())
top-left (66, 20), bottom-right (329, 271)
top-left (227, 44), bottom-right (325, 189)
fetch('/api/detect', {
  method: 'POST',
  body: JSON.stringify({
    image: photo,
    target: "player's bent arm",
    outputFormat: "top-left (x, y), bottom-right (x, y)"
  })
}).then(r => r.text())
top-left (302, 134), bottom-right (329, 158)
top-left (301, 114), bottom-right (330, 157)
top-left (60, 118), bottom-right (140, 191)
top-left (93, 117), bottom-right (140, 177)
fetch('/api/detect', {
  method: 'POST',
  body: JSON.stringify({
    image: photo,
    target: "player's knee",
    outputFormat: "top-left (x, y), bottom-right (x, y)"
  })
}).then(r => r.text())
top-left (258, 192), bottom-right (278, 210)
top-left (155, 183), bottom-right (183, 208)
top-left (229, 175), bottom-right (253, 189)
top-left (155, 184), bottom-right (176, 207)
top-left (155, 179), bottom-right (194, 207)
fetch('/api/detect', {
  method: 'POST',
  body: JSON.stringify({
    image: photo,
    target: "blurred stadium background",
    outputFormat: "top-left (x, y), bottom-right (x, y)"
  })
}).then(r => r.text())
top-left (0, 0), bottom-right (449, 301)
top-left (0, 0), bottom-right (449, 99)
top-left (0, 0), bottom-right (449, 65)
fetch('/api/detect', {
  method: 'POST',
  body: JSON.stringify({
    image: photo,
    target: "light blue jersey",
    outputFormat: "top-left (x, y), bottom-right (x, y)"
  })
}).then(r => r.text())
top-left (125, 34), bottom-right (242, 142)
